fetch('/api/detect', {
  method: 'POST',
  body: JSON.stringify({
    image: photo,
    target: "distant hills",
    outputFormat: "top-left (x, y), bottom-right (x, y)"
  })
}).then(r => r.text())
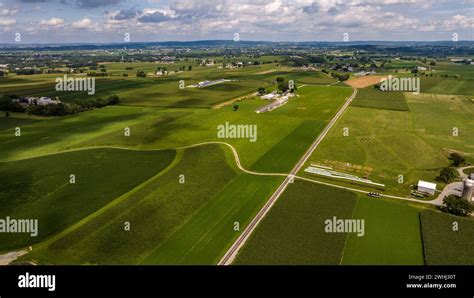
top-left (1, 40), bottom-right (473, 52)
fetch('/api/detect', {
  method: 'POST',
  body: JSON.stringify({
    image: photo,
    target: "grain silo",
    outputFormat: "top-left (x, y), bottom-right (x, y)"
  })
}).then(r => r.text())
top-left (461, 178), bottom-right (474, 202)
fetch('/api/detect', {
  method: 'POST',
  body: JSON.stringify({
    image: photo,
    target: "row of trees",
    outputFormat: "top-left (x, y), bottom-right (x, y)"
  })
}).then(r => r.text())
top-left (0, 94), bottom-right (120, 117)
top-left (330, 72), bottom-right (349, 81)
top-left (27, 95), bottom-right (120, 117)
top-left (0, 94), bottom-right (25, 112)
top-left (443, 195), bottom-right (473, 216)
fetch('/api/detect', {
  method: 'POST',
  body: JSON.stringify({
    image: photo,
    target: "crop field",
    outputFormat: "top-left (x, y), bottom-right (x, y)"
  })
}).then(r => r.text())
top-left (234, 181), bottom-right (358, 265)
top-left (420, 210), bottom-right (474, 265)
top-left (432, 62), bottom-right (474, 79)
top-left (282, 71), bottom-right (337, 85)
top-left (23, 144), bottom-right (238, 264)
top-left (302, 92), bottom-right (474, 196)
top-left (0, 106), bottom-right (173, 162)
top-left (0, 116), bottom-right (39, 131)
top-left (345, 75), bottom-right (387, 88)
top-left (0, 148), bottom-right (176, 253)
top-left (341, 197), bottom-right (424, 265)
top-left (250, 120), bottom-right (325, 172)
top-left (5, 79), bottom-right (351, 264)
top-left (419, 77), bottom-right (474, 96)
top-left (142, 173), bottom-right (282, 264)
top-left (72, 85), bottom-right (351, 172)
top-left (351, 86), bottom-right (409, 111)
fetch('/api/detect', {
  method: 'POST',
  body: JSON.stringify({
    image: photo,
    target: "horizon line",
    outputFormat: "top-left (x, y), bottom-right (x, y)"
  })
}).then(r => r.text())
top-left (0, 39), bottom-right (473, 46)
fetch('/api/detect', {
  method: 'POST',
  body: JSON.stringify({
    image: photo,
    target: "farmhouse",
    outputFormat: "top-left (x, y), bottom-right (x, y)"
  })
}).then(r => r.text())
top-left (19, 96), bottom-right (61, 106)
top-left (417, 180), bottom-right (437, 195)
top-left (354, 70), bottom-right (375, 77)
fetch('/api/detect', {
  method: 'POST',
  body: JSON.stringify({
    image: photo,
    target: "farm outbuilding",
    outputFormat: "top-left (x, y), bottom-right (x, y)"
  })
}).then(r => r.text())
top-left (417, 180), bottom-right (437, 195)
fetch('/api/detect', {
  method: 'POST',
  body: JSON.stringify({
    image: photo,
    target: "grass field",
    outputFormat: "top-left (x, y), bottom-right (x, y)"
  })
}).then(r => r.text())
top-left (0, 148), bottom-right (176, 253)
top-left (420, 77), bottom-right (474, 96)
top-left (351, 86), bottom-right (409, 111)
top-left (234, 181), bottom-right (358, 265)
top-left (341, 197), bottom-right (424, 265)
top-left (303, 92), bottom-right (474, 196)
top-left (420, 210), bottom-right (474, 265)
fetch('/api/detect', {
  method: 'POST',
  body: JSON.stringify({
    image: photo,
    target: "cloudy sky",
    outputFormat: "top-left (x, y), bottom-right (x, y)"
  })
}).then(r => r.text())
top-left (0, 0), bottom-right (473, 43)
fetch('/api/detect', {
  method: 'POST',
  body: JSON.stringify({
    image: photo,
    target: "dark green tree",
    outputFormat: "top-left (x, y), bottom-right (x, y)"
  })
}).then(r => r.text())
top-left (449, 153), bottom-right (466, 167)
top-left (437, 167), bottom-right (458, 183)
top-left (443, 195), bottom-right (474, 216)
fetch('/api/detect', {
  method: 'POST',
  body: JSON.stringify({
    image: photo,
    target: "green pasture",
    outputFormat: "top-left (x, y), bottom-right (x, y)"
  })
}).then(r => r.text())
top-left (0, 148), bottom-right (176, 252)
top-left (341, 196), bottom-right (424, 265)
top-left (303, 92), bottom-right (473, 196)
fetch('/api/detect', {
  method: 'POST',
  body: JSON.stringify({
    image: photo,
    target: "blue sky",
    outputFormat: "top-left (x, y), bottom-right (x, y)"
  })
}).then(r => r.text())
top-left (0, 0), bottom-right (473, 43)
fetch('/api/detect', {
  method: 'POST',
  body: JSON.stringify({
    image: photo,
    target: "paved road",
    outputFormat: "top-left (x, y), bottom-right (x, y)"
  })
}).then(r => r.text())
top-left (217, 88), bottom-right (359, 266)
top-left (0, 249), bottom-right (29, 265)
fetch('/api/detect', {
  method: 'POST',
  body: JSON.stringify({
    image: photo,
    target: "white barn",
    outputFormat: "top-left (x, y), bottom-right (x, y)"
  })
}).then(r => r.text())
top-left (417, 180), bottom-right (437, 195)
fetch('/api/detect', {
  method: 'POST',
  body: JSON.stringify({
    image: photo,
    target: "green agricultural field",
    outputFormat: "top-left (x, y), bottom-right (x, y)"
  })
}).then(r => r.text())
top-left (0, 148), bottom-right (176, 253)
top-left (351, 86), bottom-right (409, 111)
top-left (23, 144), bottom-right (238, 264)
top-left (0, 116), bottom-right (39, 131)
top-left (341, 197), bottom-right (424, 265)
top-left (234, 181), bottom-right (358, 265)
top-left (0, 84), bottom-right (351, 170)
top-left (420, 210), bottom-right (474, 265)
top-left (419, 76), bottom-right (474, 96)
top-left (432, 62), bottom-right (474, 79)
top-left (0, 66), bottom-right (344, 109)
top-left (383, 60), bottom-right (424, 69)
top-left (2, 71), bottom-right (353, 265)
top-left (250, 120), bottom-right (325, 173)
top-left (23, 144), bottom-right (282, 265)
top-left (281, 71), bottom-right (337, 85)
top-left (0, 106), bottom-right (173, 162)
top-left (71, 85), bottom-right (351, 173)
top-left (302, 92), bottom-right (474, 196)
top-left (142, 173), bottom-right (282, 264)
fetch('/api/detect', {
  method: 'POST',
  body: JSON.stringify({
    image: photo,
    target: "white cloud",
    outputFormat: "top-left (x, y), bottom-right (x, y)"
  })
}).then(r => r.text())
top-left (442, 15), bottom-right (474, 31)
top-left (39, 18), bottom-right (64, 27)
top-left (72, 18), bottom-right (93, 29)
top-left (0, 18), bottom-right (16, 26)
top-left (0, 4), bottom-right (18, 16)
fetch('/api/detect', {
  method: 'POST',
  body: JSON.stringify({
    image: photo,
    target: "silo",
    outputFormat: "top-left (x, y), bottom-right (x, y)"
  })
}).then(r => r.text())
top-left (462, 178), bottom-right (474, 202)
